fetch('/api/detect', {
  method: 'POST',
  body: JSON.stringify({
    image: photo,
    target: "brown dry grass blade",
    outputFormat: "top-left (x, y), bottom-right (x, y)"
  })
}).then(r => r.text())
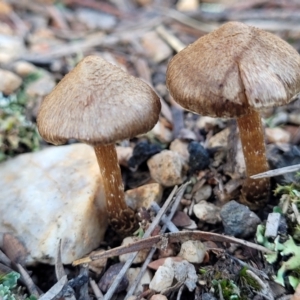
top-left (73, 231), bottom-right (273, 265)
top-left (3, 233), bottom-right (28, 265)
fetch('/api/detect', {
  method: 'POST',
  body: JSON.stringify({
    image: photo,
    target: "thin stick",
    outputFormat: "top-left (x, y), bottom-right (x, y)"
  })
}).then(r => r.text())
top-left (125, 182), bottom-right (189, 299)
top-left (156, 25), bottom-right (186, 53)
top-left (151, 202), bottom-right (179, 232)
top-left (102, 186), bottom-right (178, 300)
top-left (90, 279), bottom-right (104, 300)
top-left (251, 163), bottom-right (300, 179)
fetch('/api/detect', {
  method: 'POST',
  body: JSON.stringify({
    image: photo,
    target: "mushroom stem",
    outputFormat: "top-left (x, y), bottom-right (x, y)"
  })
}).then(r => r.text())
top-left (237, 109), bottom-right (270, 209)
top-left (94, 144), bottom-right (137, 234)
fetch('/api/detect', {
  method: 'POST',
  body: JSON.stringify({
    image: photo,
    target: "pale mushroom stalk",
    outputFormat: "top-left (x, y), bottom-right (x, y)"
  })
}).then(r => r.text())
top-left (237, 109), bottom-right (270, 208)
top-left (94, 144), bottom-right (135, 233)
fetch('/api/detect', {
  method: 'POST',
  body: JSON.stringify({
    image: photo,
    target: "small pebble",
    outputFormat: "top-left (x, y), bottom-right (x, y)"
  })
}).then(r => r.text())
top-left (265, 212), bottom-right (281, 238)
top-left (147, 150), bottom-right (184, 186)
top-left (0, 69), bottom-right (22, 95)
top-left (141, 31), bottom-right (172, 63)
top-left (220, 200), bottom-right (261, 238)
top-left (150, 295), bottom-right (168, 300)
top-left (13, 61), bottom-right (38, 77)
top-left (178, 240), bottom-right (206, 264)
top-left (193, 184), bottom-right (212, 203)
top-left (169, 139), bottom-right (190, 164)
top-left (188, 141), bottom-right (210, 174)
top-left (126, 268), bottom-right (152, 293)
top-left (266, 127), bottom-right (291, 144)
top-left (125, 183), bottom-right (163, 210)
top-left (149, 262), bottom-right (174, 292)
top-left (128, 141), bottom-right (161, 171)
top-left (193, 201), bottom-right (221, 224)
top-left (98, 263), bottom-right (128, 293)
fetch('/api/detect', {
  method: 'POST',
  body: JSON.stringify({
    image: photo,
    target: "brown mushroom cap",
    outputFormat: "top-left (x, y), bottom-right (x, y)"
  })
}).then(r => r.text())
top-left (37, 56), bottom-right (161, 145)
top-left (166, 21), bottom-right (300, 118)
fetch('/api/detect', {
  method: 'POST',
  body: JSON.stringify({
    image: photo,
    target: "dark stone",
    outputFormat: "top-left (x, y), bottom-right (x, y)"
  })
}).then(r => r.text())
top-left (128, 141), bottom-right (161, 171)
top-left (98, 263), bottom-right (128, 293)
top-left (188, 141), bottom-right (210, 174)
top-left (220, 200), bottom-right (261, 238)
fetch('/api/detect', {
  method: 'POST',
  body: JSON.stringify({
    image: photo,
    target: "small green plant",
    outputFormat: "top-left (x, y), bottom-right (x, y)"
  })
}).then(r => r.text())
top-left (0, 271), bottom-right (37, 300)
top-left (256, 224), bottom-right (300, 287)
top-left (212, 278), bottom-right (240, 300)
top-left (0, 72), bottom-right (41, 162)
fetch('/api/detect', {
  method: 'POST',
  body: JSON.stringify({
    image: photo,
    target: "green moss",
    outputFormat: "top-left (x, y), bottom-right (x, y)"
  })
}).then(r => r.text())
top-left (0, 72), bottom-right (42, 162)
top-left (0, 272), bottom-right (37, 300)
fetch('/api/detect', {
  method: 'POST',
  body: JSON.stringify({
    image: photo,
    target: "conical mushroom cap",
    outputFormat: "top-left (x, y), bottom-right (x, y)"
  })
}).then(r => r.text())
top-left (166, 21), bottom-right (300, 118)
top-left (37, 56), bottom-right (161, 145)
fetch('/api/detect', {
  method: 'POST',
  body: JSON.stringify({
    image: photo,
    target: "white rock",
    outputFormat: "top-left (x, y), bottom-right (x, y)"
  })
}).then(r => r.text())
top-left (150, 257), bottom-right (197, 293)
top-left (13, 61), bottom-right (38, 77)
top-left (126, 268), bottom-right (153, 293)
top-left (0, 34), bottom-right (25, 63)
top-left (169, 139), bottom-right (189, 164)
top-left (151, 121), bottom-right (173, 143)
top-left (147, 150), bottom-right (184, 187)
top-left (141, 31), bottom-right (172, 63)
top-left (265, 213), bottom-right (281, 238)
top-left (0, 69), bottom-right (22, 95)
top-left (150, 295), bottom-right (168, 300)
top-left (265, 127), bottom-right (291, 144)
top-left (193, 184), bottom-right (212, 203)
top-left (149, 262), bottom-right (174, 292)
top-left (178, 241), bottom-right (206, 264)
top-left (193, 200), bottom-right (221, 224)
top-left (116, 146), bottom-right (133, 167)
top-left (119, 237), bottom-right (150, 264)
top-left (0, 144), bottom-right (108, 265)
top-left (125, 183), bottom-right (163, 210)
top-left (26, 75), bottom-right (56, 98)
top-left (176, 0), bottom-right (199, 11)
top-left (171, 259), bottom-right (197, 291)
top-left (207, 127), bottom-right (230, 148)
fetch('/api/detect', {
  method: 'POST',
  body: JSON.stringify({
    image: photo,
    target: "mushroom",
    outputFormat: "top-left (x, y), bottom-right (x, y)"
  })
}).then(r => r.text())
top-left (166, 22), bottom-right (300, 209)
top-left (37, 55), bottom-right (161, 234)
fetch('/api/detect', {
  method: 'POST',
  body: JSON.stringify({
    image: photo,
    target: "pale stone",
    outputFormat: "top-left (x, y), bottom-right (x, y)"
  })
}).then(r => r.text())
top-left (193, 184), bottom-right (212, 203)
top-left (26, 74), bottom-right (56, 97)
top-left (151, 121), bottom-right (173, 143)
top-left (0, 69), bottom-right (22, 95)
top-left (169, 139), bottom-right (189, 164)
top-left (126, 268), bottom-right (153, 293)
top-left (197, 116), bottom-right (222, 131)
top-left (193, 201), bottom-right (221, 224)
top-left (0, 34), bottom-right (25, 63)
top-left (149, 263), bottom-right (174, 292)
top-left (125, 183), bottom-right (163, 210)
top-left (13, 61), bottom-right (38, 77)
top-left (141, 31), bottom-right (172, 63)
top-left (178, 241), bottom-right (206, 264)
top-left (147, 150), bottom-right (184, 187)
top-left (150, 258), bottom-right (197, 293)
top-left (150, 295), bottom-right (168, 300)
top-left (116, 146), bottom-right (133, 167)
top-left (170, 259), bottom-right (197, 291)
top-left (0, 144), bottom-right (108, 265)
top-left (177, 0), bottom-right (199, 11)
top-left (119, 237), bottom-right (150, 264)
top-left (266, 127), bottom-right (291, 144)
top-left (207, 127), bottom-right (230, 148)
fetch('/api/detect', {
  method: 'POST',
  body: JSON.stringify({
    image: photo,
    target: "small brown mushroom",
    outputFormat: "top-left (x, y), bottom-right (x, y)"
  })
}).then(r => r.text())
top-left (166, 22), bottom-right (300, 209)
top-left (37, 55), bottom-right (161, 234)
